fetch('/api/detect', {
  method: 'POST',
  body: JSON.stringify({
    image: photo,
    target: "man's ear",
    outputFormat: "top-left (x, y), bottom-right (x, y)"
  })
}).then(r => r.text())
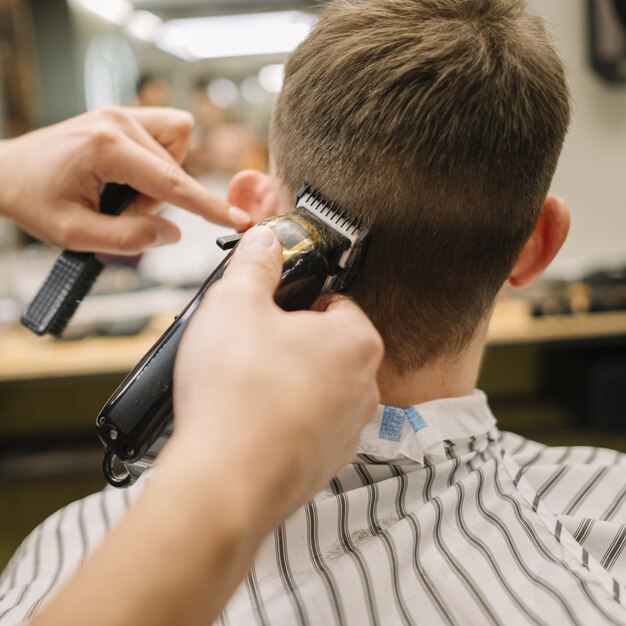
top-left (228, 170), bottom-right (285, 227)
top-left (509, 195), bottom-right (570, 288)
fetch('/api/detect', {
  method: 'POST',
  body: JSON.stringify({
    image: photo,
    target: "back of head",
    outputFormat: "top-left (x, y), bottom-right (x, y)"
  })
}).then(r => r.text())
top-left (271, 0), bottom-right (571, 372)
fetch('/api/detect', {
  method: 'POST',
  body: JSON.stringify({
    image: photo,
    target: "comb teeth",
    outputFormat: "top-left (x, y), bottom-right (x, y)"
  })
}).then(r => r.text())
top-left (21, 252), bottom-right (105, 337)
top-left (297, 185), bottom-right (364, 241)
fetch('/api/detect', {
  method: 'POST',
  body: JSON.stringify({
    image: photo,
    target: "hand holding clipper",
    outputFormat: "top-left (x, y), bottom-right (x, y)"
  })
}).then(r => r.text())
top-left (96, 186), bottom-right (371, 487)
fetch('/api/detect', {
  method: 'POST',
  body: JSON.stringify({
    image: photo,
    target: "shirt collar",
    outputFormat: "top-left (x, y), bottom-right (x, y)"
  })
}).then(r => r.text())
top-left (357, 389), bottom-right (497, 465)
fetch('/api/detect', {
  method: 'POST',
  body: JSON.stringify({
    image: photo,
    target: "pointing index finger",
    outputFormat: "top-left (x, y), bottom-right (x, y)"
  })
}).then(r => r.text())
top-left (105, 137), bottom-right (251, 229)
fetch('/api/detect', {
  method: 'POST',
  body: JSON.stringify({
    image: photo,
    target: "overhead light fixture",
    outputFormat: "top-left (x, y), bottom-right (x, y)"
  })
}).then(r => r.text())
top-left (207, 79), bottom-right (240, 109)
top-left (241, 76), bottom-right (270, 106)
top-left (154, 23), bottom-right (195, 61)
top-left (258, 64), bottom-right (285, 94)
top-left (71, 0), bottom-right (133, 25)
top-left (154, 11), bottom-right (316, 61)
top-left (126, 10), bottom-right (162, 42)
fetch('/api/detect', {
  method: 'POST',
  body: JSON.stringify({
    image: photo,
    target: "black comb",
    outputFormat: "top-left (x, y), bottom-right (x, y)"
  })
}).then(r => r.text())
top-left (20, 183), bottom-right (137, 337)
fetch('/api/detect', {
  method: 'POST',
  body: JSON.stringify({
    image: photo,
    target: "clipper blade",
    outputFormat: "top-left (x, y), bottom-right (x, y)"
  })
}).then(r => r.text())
top-left (295, 185), bottom-right (370, 291)
top-left (296, 185), bottom-right (364, 243)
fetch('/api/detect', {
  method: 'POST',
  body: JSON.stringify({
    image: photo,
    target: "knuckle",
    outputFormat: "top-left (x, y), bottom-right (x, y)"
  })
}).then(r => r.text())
top-left (368, 331), bottom-right (385, 359)
top-left (87, 107), bottom-right (130, 151)
top-left (115, 227), bottom-right (144, 254)
top-left (162, 162), bottom-right (185, 194)
top-left (88, 124), bottom-right (118, 151)
top-left (100, 105), bottom-right (128, 125)
top-left (54, 215), bottom-right (81, 248)
top-left (366, 338), bottom-right (385, 367)
top-left (350, 323), bottom-right (384, 364)
top-left (174, 110), bottom-right (194, 136)
top-left (243, 251), bottom-right (278, 276)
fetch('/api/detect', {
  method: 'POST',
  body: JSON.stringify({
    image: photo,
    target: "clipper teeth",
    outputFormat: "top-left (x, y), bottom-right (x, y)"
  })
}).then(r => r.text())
top-left (296, 184), bottom-right (371, 279)
top-left (297, 186), bottom-right (363, 241)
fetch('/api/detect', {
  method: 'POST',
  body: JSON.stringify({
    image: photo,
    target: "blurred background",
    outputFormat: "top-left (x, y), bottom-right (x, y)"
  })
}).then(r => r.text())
top-left (0, 0), bottom-right (625, 567)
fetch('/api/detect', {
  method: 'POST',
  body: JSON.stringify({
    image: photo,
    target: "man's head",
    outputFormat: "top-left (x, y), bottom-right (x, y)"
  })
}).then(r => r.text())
top-left (230, 0), bottom-right (571, 372)
top-left (136, 74), bottom-right (172, 108)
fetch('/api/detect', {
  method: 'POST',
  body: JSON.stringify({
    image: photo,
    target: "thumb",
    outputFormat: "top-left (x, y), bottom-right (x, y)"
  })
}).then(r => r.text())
top-left (223, 225), bottom-right (283, 297)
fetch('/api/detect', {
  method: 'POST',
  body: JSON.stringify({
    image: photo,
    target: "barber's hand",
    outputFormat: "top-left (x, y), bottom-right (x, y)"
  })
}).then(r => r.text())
top-left (0, 107), bottom-right (251, 254)
top-left (171, 226), bottom-right (383, 532)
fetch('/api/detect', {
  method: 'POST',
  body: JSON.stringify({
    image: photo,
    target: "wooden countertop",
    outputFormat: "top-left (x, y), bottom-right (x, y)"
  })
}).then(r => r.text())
top-left (1, 303), bottom-right (625, 382)
top-left (487, 300), bottom-right (626, 346)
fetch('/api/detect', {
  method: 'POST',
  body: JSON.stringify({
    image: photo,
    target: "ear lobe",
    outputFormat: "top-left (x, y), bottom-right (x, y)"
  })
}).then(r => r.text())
top-left (228, 170), bottom-right (284, 228)
top-left (509, 195), bottom-right (570, 288)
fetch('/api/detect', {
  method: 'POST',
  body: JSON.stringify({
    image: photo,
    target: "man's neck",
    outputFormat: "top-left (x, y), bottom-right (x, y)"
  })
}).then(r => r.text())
top-left (377, 319), bottom-right (490, 407)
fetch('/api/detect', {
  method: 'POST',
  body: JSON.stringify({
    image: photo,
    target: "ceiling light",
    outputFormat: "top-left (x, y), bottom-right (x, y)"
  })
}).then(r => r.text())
top-left (72, 0), bottom-right (133, 25)
top-left (241, 76), bottom-right (269, 106)
top-left (155, 11), bottom-right (316, 61)
top-left (126, 10), bottom-right (162, 42)
top-left (152, 23), bottom-right (195, 61)
top-left (258, 64), bottom-right (285, 94)
top-left (207, 79), bottom-right (240, 109)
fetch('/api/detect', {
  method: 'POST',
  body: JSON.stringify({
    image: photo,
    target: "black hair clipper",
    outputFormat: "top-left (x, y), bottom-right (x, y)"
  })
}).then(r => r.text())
top-left (96, 185), bottom-right (371, 487)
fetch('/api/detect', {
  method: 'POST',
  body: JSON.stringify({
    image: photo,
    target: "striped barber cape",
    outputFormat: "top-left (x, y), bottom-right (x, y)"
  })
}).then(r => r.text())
top-left (1, 390), bottom-right (625, 625)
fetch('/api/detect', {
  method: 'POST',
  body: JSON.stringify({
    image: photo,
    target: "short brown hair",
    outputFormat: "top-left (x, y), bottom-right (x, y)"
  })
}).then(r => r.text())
top-left (271, 0), bottom-right (571, 371)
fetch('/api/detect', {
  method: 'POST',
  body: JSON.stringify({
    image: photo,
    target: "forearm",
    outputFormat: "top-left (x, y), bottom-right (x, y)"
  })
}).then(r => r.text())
top-left (30, 436), bottom-right (275, 626)
top-left (23, 225), bottom-right (382, 626)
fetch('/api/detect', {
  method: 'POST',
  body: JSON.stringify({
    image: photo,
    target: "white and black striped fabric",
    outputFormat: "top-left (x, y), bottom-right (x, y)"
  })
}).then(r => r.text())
top-left (1, 390), bottom-right (625, 625)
